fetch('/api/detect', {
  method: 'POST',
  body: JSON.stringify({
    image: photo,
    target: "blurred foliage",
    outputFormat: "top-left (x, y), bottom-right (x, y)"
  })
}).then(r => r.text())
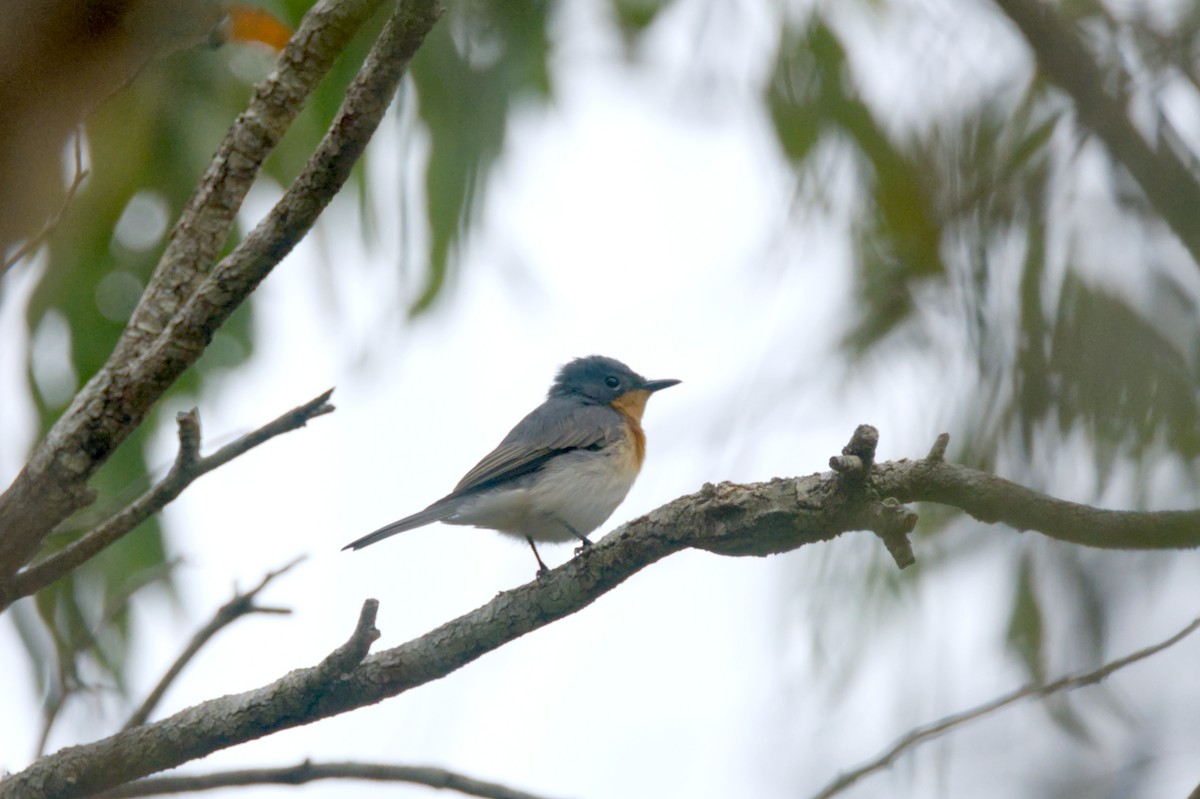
top-left (408, 0), bottom-right (552, 313)
top-left (5, 0), bottom-right (1200, 788)
top-left (764, 0), bottom-right (1200, 767)
top-left (769, 20), bottom-right (946, 351)
top-left (15, 7), bottom-right (285, 735)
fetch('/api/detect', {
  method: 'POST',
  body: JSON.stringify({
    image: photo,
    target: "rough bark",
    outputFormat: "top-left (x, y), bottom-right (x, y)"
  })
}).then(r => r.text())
top-left (0, 0), bottom-right (443, 593)
top-left (3, 425), bottom-right (1196, 799)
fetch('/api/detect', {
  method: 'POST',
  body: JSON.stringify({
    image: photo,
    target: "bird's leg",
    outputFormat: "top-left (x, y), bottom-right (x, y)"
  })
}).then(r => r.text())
top-left (558, 519), bottom-right (593, 555)
top-left (526, 536), bottom-right (550, 578)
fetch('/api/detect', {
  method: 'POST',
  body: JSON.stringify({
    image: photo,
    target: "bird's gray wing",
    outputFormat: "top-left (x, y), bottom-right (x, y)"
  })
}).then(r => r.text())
top-left (447, 399), bottom-right (619, 497)
top-left (342, 400), bottom-right (618, 552)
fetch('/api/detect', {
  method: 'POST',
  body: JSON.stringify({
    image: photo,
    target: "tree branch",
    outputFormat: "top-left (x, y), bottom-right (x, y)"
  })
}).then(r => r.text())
top-left (0, 428), bottom-right (917, 799)
top-left (990, 0), bottom-right (1200, 266)
top-left (2, 426), bottom-right (1195, 798)
top-left (2, 390), bottom-right (334, 610)
top-left (115, 0), bottom-right (389, 360)
top-left (97, 760), bottom-right (559, 799)
top-left (0, 0), bottom-right (440, 582)
top-left (871, 441), bottom-right (1200, 550)
top-left (811, 615), bottom-right (1200, 799)
top-left (172, 0), bottom-right (442, 360)
top-left (122, 557), bottom-right (305, 731)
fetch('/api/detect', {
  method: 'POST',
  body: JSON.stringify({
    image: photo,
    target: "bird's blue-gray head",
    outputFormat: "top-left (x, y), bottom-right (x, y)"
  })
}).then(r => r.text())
top-left (549, 355), bottom-right (680, 405)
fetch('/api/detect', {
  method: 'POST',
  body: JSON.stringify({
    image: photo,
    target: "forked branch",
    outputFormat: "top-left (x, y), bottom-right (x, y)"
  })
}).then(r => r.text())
top-left (2, 391), bottom-right (334, 610)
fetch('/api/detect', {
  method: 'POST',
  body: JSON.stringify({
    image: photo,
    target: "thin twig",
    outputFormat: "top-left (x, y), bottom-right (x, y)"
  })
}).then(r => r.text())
top-left (96, 760), bottom-right (561, 799)
top-left (123, 557), bottom-right (306, 730)
top-left (5, 390), bottom-right (334, 609)
top-left (33, 558), bottom-right (180, 756)
top-left (810, 615), bottom-right (1200, 799)
top-left (1, 130), bottom-right (89, 274)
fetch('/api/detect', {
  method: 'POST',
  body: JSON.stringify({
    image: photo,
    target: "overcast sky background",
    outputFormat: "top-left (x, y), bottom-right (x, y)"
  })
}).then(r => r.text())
top-left (3, 1), bottom-right (1200, 797)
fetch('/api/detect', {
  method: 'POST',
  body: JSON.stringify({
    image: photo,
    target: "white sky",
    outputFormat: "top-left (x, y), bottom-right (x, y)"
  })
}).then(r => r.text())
top-left (3, 1), bottom-right (1200, 798)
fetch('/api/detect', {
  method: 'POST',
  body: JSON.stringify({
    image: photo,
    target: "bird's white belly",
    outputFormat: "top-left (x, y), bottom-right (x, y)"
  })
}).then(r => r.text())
top-left (447, 440), bottom-right (641, 543)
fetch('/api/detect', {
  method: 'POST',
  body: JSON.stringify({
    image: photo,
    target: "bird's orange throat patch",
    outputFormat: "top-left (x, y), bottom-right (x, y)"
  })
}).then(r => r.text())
top-left (224, 6), bottom-right (293, 50)
top-left (609, 389), bottom-right (650, 467)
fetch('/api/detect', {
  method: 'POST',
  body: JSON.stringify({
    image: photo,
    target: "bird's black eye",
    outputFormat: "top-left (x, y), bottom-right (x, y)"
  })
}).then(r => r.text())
top-left (604, 375), bottom-right (620, 388)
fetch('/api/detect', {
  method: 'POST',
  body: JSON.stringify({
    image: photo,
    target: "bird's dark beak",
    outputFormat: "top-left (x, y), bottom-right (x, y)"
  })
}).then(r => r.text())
top-left (641, 378), bottom-right (681, 393)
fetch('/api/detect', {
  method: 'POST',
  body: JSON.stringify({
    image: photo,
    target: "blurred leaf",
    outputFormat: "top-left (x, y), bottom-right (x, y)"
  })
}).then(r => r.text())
top-left (1041, 693), bottom-right (1096, 746)
top-left (610, 0), bottom-right (669, 43)
top-left (1006, 550), bottom-right (1044, 683)
top-left (1047, 274), bottom-right (1200, 471)
top-left (408, 0), bottom-right (552, 314)
top-left (1006, 550), bottom-right (1101, 743)
top-left (1013, 192), bottom-right (1050, 457)
top-left (767, 18), bottom-right (947, 351)
top-left (765, 27), bottom-right (828, 164)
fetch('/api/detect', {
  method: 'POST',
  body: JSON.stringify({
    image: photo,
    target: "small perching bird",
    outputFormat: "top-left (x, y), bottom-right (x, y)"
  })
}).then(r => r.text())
top-left (344, 355), bottom-right (680, 575)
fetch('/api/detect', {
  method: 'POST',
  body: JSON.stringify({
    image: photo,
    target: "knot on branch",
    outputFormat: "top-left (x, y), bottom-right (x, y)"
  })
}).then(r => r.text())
top-left (829, 425), bottom-right (918, 569)
top-left (871, 498), bottom-right (918, 569)
top-left (926, 432), bottom-right (950, 462)
top-left (172, 409), bottom-right (203, 475)
top-left (830, 424), bottom-right (879, 479)
top-left (318, 599), bottom-right (381, 679)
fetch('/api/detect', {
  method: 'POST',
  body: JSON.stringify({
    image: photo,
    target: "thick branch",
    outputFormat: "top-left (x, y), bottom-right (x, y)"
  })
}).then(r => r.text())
top-left (812, 615), bottom-right (1200, 799)
top-left (0, 456), bottom-right (911, 797)
top-left (123, 558), bottom-right (304, 730)
top-left (177, 0), bottom-right (442, 343)
top-left (98, 760), bottom-right (558, 799)
top-left (0, 0), bottom-right (435, 580)
top-left (2, 428), bottom-right (1194, 798)
top-left (116, 0), bottom-right (388, 358)
top-left (1, 391), bottom-right (334, 610)
top-left (991, 0), bottom-right (1200, 265)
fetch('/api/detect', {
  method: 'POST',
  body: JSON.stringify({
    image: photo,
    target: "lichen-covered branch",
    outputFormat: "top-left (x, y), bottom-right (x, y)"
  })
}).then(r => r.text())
top-left (2, 426), bottom-right (1195, 798)
top-left (0, 0), bottom-right (442, 581)
top-left (117, 0), bottom-right (389, 356)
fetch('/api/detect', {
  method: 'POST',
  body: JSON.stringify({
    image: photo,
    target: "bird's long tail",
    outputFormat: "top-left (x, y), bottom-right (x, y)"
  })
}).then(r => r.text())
top-left (342, 501), bottom-right (456, 551)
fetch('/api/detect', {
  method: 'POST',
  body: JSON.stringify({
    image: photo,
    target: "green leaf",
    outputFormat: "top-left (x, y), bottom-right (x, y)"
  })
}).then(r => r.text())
top-left (610, 0), bottom-right (669, 42)
top-left (408, 0), bottom-right (552, 315)
top-left (1006, 550), bottom-right (1044, 683)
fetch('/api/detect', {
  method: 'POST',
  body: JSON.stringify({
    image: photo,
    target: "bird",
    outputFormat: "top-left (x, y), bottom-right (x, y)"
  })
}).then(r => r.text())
top-left (344, 355), bottom-right (680, 575)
